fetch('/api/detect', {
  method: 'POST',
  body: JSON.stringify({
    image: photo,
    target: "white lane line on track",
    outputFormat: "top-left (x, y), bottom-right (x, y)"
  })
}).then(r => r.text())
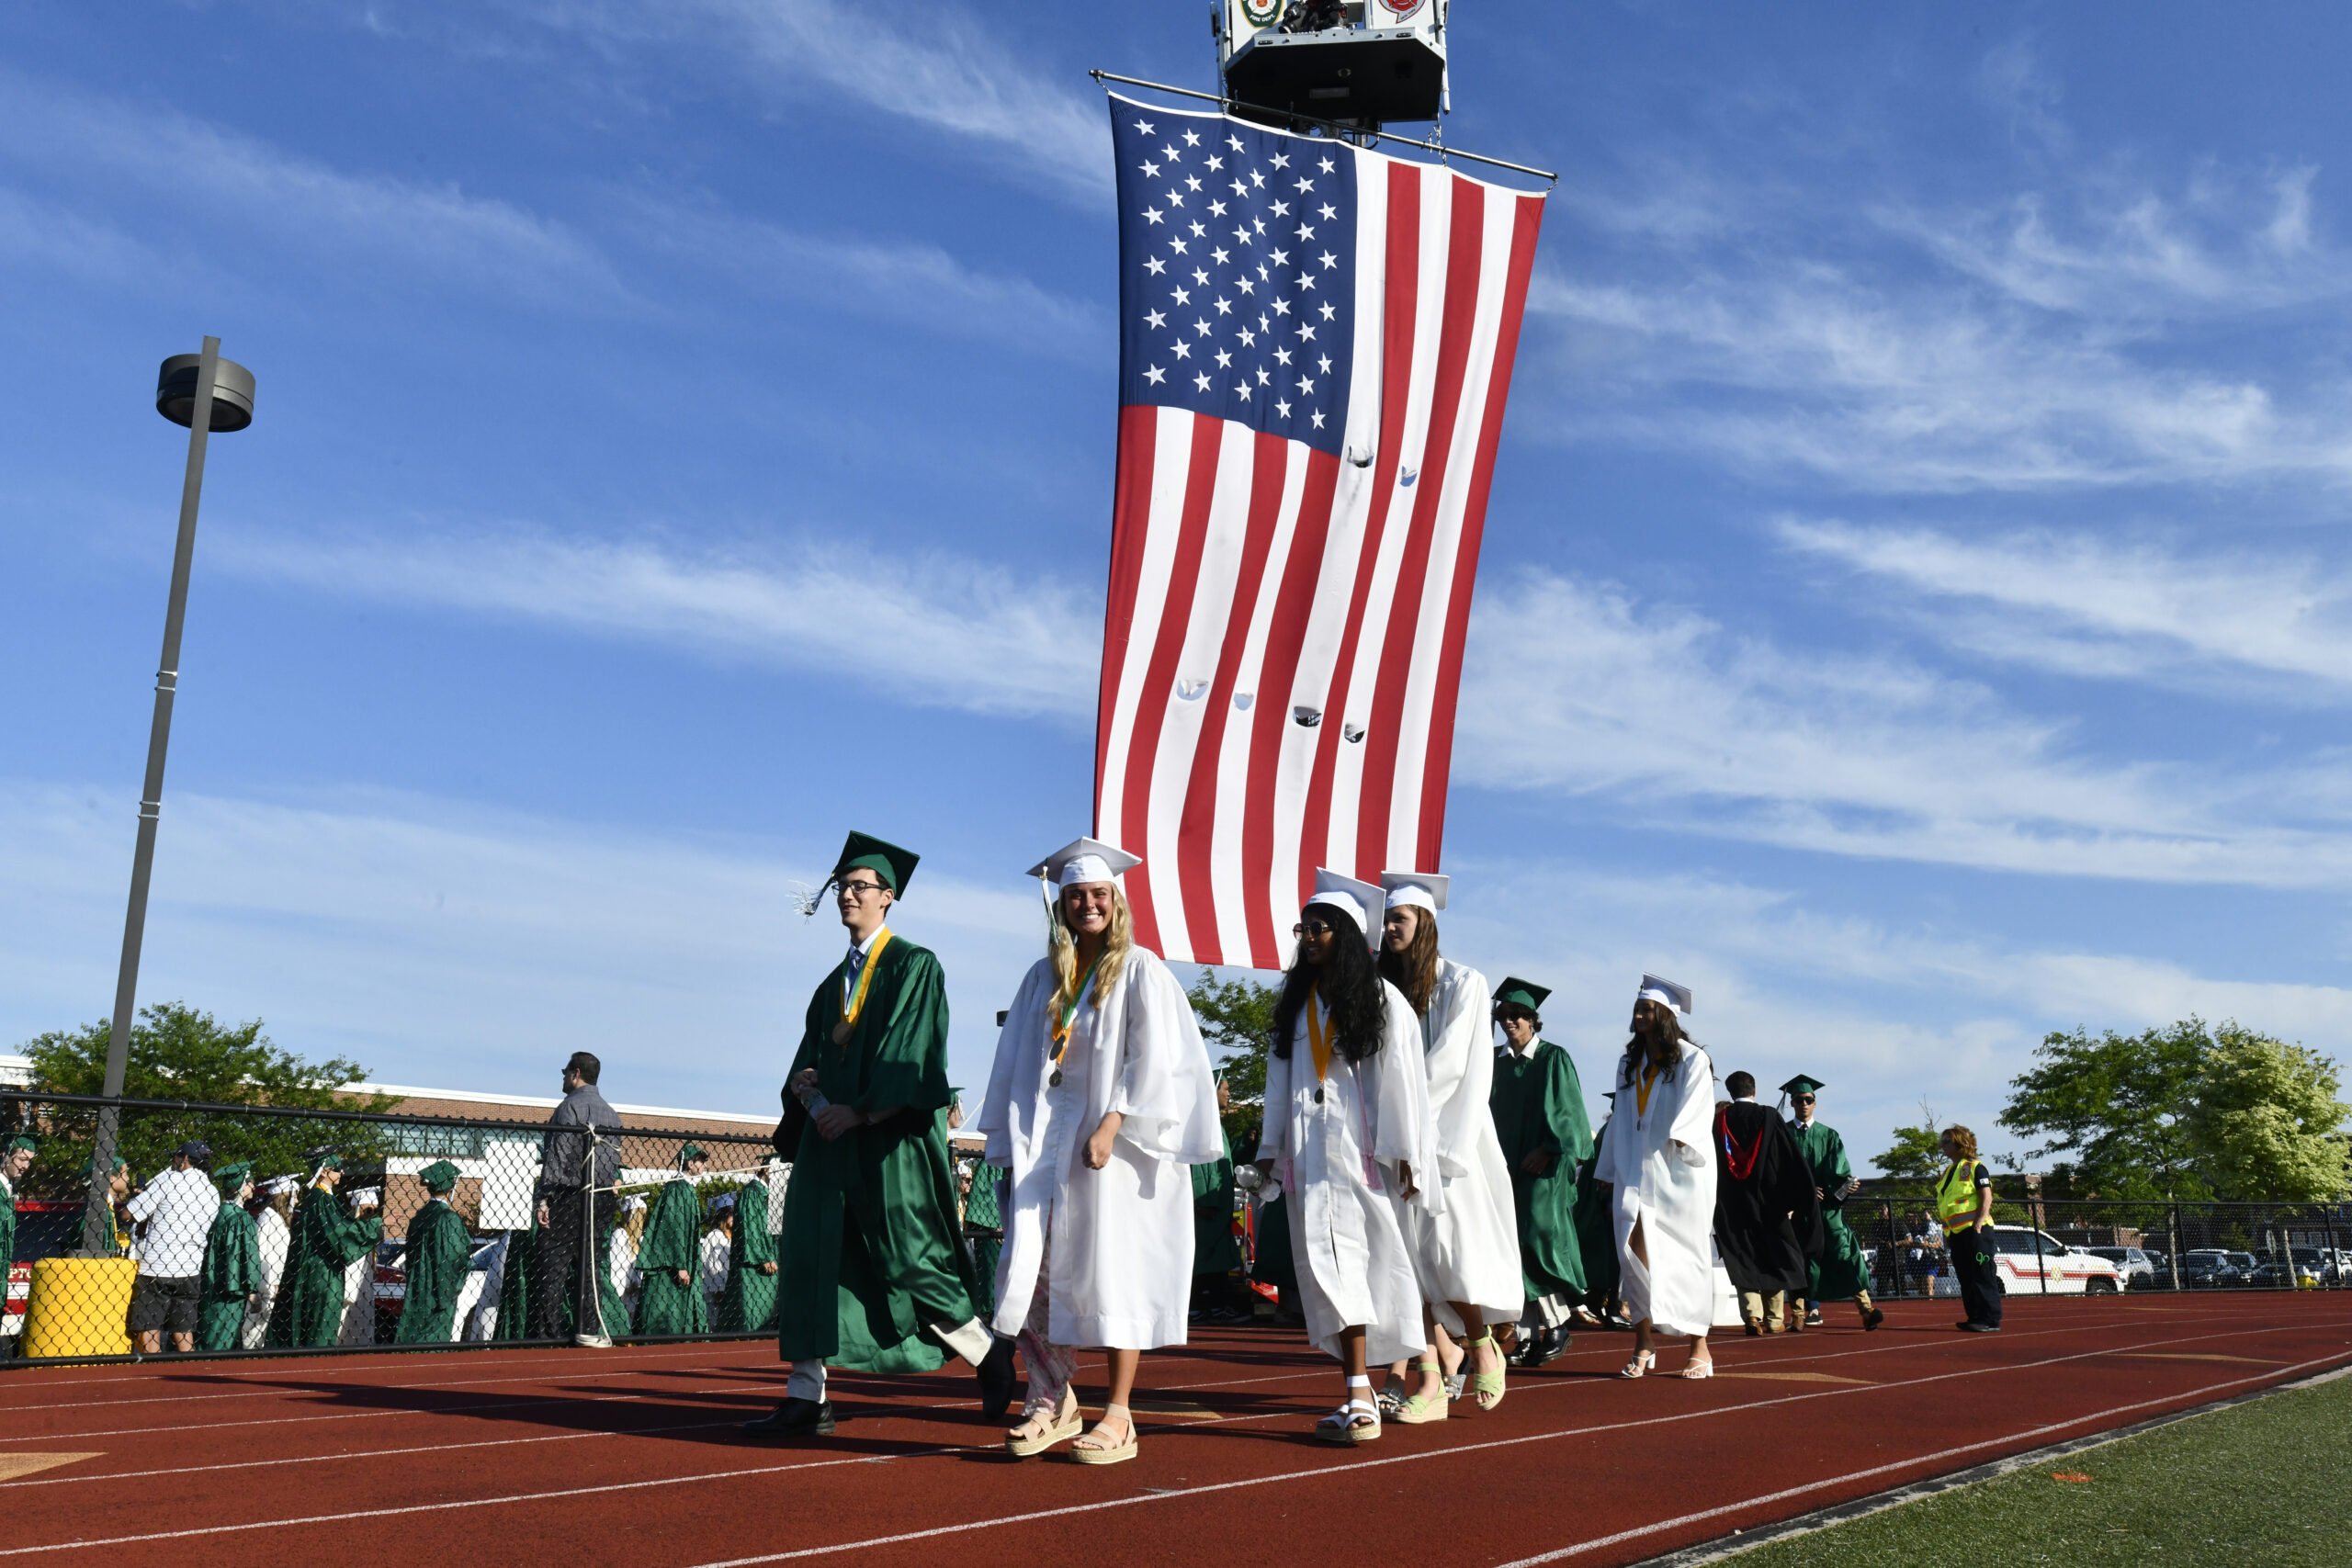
top-left (2, 1314), bottom-right (2335, 1556)
top-left (681, 1339), bottom-right (2352, 1568)
top-left (0, 1362), bottom-right (781, 1439)
top-left (0, 1346), bottom-right (775, 1415)
top-left (0, 1346), bottom-right (752, 1396)
top-left (0, 1415), bottom-right (747, 1489)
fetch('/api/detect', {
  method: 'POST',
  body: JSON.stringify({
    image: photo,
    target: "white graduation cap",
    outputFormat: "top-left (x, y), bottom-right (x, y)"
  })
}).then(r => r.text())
top-left (1304, 868), bottom-right (1384, 947)
top-left (347, 1187), bottom-right (381, 1207)
top-left (262, 1174), bottom-right (300, 1196)
top-left (1380, 870), bottom-right (1449, 914)
top-left (623, 1193), bottom-right (649, 1213)
top-left (1635, 973), bottom-right (1693, 1018)
top-left (1026, 836), bottom-right (1143, 890)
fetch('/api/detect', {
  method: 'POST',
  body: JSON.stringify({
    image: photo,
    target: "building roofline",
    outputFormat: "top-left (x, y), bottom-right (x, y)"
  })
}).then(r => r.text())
top-left (347, 1082), bottom-right (775, 1128)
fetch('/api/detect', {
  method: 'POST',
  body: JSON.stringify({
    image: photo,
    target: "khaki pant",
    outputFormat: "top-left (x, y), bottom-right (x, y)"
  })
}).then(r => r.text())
top-left (1739, 1290), bottom-right (1787, 1331)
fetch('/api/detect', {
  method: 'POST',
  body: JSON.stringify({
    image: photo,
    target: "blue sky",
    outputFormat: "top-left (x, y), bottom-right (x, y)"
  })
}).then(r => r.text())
top-left (6, 2), bottom-right (2350, 1168)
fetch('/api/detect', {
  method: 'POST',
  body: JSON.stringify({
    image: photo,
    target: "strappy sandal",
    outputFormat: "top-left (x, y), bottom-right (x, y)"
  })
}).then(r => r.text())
top-left (1393, 1360), bottom-right (1448, 1424)
top-left (1374, 1372), bottom-right (1409, 1419)
top-left (1442, 1371), bottom-right (1467, 1402)
top-left (1679, 1356), bottom-right (1714, 1381)
top-left (1315, 1397), bottom-right (1382, 1444)
top-left (1071, 1404), bottom-right (1137, 1466)
top-left (1618, 1348), bottom-right (1656, 1380)
top-left (1004, 1393), bottom-right (1084, 1457)
top-left (1466, 1333), bottom-right (1506, 1412)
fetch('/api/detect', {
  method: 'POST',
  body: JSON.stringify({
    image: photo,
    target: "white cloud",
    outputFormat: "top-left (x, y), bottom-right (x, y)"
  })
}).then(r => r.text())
top-left (0, 68), bottom-right (624, 305)
top-left (210, 525), bottom-right (1102, 721)
top-left (1454, 569), bottom-right (2352, 887)
top-left (0, 781), bottom-right (1043, 1115)
top-left (1779, 517), bottom-right (2352, 694)
top-left (615, 194), bottom-right (1109, 361)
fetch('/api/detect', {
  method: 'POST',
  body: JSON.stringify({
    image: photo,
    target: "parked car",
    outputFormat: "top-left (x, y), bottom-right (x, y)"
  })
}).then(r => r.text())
top-left (374, 1235), bottom-right (503, 1337)
top-left (2086, 1246), bottom-right (2158, 1290)
top-left (2179, 1249), bottom-right (2248, 1289)
top-left (1986, 1226), bottom-right (2125, 1294)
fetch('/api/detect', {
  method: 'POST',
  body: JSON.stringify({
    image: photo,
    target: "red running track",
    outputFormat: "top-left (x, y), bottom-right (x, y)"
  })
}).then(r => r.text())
top-left (0, 1294), bottom-right (2346, 1568)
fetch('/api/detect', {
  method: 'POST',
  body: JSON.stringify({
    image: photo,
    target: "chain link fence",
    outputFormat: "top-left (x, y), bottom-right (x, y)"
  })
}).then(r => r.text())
top-left (0, 1092), bottom-right (783, 1364)
top-left (1835, 1196), bottom-right (2352, 1302)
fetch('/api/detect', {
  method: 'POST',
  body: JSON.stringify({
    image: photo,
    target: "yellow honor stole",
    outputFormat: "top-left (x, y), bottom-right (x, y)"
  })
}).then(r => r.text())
top-left (1306, 994), bottom-right (1334, 1084)
top-left (832, 927), bottom-right (893, 1047)
top-left (1637, 1061), bottom-right (1662, 1117)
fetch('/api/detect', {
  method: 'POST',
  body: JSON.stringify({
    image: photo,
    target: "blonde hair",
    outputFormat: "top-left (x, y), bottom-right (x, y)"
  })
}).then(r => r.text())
top-left (621, 1201), bottom-right (651, 1248)
top-left (269, 1190), bottom-right (298, 1224)
top-left (1942, 1124), bottom-right (1979, 1159)
top-left (1048, 883), bottom-right (1135, 1020)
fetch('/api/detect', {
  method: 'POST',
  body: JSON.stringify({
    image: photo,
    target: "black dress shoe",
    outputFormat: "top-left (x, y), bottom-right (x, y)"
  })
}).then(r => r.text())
top-left (741, 1397), bottom-right (837, 1438)
top-left (1960, 1322), bottom-right (2001, 1334)
top-left (1526, 1325), bottom-right (1571, 1369)
top-left (1861, 1307), bottom-right (1885, 1332)
top-left (977, 1335), bottom-right (1017, 1419)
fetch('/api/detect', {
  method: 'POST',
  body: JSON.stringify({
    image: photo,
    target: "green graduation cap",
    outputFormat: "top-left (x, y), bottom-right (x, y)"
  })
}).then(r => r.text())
top-left (834, 831), bottom-right (919, 895)
top-left (676, 1144), bottom-right (707, 1169)
top-left (310, 1151), bottom-right (344, 1178)
top-left (76, 1154), bottom-right (128, 1179)
top-left (1780, 1075), bottom-right (1826, 1098)
top-left (418, 1159), bottom-right (460, 1193)
top-left (6, 1134), bottom-right (36, 1155)
top-left (1493, 976), bottom-right (1551, 1013)
top-left (214, 1160), bottom-right (254, 1190)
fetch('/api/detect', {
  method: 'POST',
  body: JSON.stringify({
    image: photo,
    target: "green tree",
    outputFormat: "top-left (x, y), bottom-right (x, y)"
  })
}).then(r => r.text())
top-left (1871, 1100), bottom-right (1946, 1196)
top-left (2181, 1026), bottom-right (2350, 1201)
top-left (1186, 967), bottom-right (1280, 1141)
top-left (17, 1002), bottom-right (394, 1193)
top-left (1997, 1020), bottom-right (2211, 1201)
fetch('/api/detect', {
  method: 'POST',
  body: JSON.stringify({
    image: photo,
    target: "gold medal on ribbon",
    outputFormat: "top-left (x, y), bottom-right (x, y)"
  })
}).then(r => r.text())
top-left (831, 1020), bottom-right (854, 1046)
top-left (1045, 953), bottom-right (1105, 1091)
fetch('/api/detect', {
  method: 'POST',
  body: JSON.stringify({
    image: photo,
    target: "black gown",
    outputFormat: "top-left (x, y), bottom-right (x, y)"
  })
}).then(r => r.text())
top-left (1712, 1101), bottom-right (1823, 1297)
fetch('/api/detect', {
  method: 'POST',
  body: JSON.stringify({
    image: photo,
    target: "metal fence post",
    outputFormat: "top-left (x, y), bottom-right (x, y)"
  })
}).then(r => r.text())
top-left (2168, 1201), bottom-right (2183, 1292)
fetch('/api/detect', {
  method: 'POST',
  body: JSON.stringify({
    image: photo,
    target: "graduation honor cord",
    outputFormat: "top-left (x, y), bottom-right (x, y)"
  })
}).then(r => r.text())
top-left (1046, 953), bottom-right (1105, 1088)
top-left (833, 928), bottom-right (894, 1047)
top-left (1306, 996), bottom-right (1334, 1101)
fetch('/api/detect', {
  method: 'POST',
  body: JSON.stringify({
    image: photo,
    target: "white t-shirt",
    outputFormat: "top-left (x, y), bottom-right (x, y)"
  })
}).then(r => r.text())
top-left (125, 1165), bottom-right (220, 1278)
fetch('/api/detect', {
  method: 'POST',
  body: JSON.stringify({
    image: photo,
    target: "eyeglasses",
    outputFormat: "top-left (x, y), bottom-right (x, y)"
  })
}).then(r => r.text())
top-left (1292, 920), bottom-right (1334, 937)
top-left (1792, 1095), bottom-right (1815, 1104)
top-left (835, 879), bottom-right (888, 898)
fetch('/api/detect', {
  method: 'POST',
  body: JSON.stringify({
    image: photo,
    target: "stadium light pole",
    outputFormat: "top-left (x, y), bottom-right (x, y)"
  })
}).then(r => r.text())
top-left (80, 338), bottom-right (257, 1258)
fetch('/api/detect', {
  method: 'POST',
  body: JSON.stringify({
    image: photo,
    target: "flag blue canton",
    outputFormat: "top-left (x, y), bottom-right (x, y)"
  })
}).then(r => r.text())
top-left (1112, 101), bottom-right (1358, 458)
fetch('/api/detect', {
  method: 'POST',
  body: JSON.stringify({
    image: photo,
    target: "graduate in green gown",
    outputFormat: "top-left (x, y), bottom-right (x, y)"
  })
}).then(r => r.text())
top-left (717, 1162), bottom-right (781, 1332)
top-left (197, 1163), bottom-right (261, 1351)
top-left (744, 831), bottom-right (1007, 1439)
top-left (1781, 1076), bottom-right (1883, 1331)
top-left (1571, 1096), bottom-right (1623, 1321)
top-left (635, 1146), bottom-right (712, 1336)
top-left (394, 1161), bottom-right (473, 1344)
top-left (0, 1136), bottom-right (35, 1269)
top-left (1487, 978), bottom-right (1593, 1368)
top-left (958, 1156), bottom-right (1001, 1320)
top-left (1189, 1072), bottom-right (1244, 1318)
top-left (266, 1156), bottom-right (383, 1348)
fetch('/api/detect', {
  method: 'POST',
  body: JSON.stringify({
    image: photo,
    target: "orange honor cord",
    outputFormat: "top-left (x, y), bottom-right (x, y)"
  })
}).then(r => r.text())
top-left (1306, 996), bottom-right (1334, 1084)
top-left (1046, 953), bottom-right (1105, 1088)
top-left (1636, 1062), bottom-right (1661, 1118)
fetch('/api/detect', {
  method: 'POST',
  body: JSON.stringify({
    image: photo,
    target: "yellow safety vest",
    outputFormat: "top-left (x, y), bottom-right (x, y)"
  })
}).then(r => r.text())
top-left (1936, 1158), bottom-right (1985, 1232)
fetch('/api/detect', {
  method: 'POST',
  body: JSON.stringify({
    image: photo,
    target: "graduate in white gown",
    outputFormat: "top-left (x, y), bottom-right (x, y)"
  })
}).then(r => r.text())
top-left (1595, 975), bottom-right (1718, 1380)
top-left (338, 1185), bottom-right (382, 1346)
top-left (979, 837), bottom-right (1223, 1467)
top-left (242, 1176), bottom-right (299, 1348)
top-left (1377, 871), bottom-right (1521, 1420)
top-left (1251, 869), bottom-right (1439, 1446)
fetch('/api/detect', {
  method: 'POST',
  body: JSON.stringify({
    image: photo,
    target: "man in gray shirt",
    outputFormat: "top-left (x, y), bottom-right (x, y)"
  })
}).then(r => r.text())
top-left (533, 1052), bottom-right (623, 1346)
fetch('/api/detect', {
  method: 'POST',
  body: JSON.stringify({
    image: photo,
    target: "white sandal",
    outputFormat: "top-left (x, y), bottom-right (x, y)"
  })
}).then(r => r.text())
top-left (1071, 1404), bottom-right (1138, 1466)
top-left (1005, 1393), bottom-right (1083, 1457)
top-left (1315, 1397), bottom-right (1382, 1444)
top-left (1618, 1349), bottom-right (1656, 1380)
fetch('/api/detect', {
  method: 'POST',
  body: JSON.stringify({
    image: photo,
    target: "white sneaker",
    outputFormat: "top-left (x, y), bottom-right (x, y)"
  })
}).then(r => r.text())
top-left (574, 1333), bottom-right (615, 1349)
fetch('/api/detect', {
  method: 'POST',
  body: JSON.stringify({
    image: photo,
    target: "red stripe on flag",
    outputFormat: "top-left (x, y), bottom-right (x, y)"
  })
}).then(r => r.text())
top-left (1415, 191), bottom-right (1547, 867)
top-left (1172, 429), bottom-right (1292, 966)
top-left (1295, 158), bottom-right (1422, 907)
top-left (1094, 402), bottom-right (1162, 795)
top-left (1354, 175), bottom-right (1487, 874)
top-left (1117, 412), bottom-right (1226, 956)
top-left (1238, 447), bottom-right (1342, 966)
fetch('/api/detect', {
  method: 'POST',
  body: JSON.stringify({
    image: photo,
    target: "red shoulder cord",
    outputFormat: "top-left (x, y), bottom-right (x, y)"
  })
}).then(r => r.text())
top-left (1715, 1104), bottom-right (1766, 1182)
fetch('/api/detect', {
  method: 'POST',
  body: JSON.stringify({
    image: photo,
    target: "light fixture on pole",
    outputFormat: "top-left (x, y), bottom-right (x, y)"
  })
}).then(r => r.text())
top-left (80, 338), bottom-right (256, 1257)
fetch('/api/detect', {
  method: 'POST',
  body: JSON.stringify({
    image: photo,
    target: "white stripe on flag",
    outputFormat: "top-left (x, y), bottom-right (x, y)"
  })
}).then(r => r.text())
top-left (1096, 406), bottom-right (1198, 860)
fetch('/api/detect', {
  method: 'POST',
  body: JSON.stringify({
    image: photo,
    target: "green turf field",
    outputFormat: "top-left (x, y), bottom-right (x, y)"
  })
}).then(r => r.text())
top-left (1713, 1369), bottom-right (2352, 1566)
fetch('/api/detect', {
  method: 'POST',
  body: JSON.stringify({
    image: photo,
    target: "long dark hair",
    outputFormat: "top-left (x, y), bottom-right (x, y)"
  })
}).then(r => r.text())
top-left (1617, 1005), bottom-right (1689, 1089)
top-left (1272, 906), bottom-right (1385, 1066)
top-left (1376, 910), bottom-right (1440, 1018)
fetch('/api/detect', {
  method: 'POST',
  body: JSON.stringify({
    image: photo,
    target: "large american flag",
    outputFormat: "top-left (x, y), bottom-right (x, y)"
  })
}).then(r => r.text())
top-left (1092, 96), bottom-right (1546, 970)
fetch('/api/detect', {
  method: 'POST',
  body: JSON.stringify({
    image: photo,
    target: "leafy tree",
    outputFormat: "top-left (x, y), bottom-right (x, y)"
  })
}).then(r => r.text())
top-left (1186, 967), bottom-right (1280, 1142)
top-left (1871, 1100), bottom-right (1946, 1196)
top-left (2181, 1026), bottom-right (2351, 1201)
top-left (1997, 1020), bottom-right (2211, 1201)
top-left (16, 1002), bottom-right (395, 1193)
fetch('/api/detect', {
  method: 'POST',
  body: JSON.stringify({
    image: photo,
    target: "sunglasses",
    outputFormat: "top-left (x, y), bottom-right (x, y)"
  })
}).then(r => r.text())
top-left (1792, 1094), bottom-right (1815, 1103)
top-left (1292, 920), bottom-right (1334, 937)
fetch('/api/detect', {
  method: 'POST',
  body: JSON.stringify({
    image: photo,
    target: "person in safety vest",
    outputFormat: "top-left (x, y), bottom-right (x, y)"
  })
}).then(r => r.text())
top-left (1936, 1126), bottom-right (1999, 1333)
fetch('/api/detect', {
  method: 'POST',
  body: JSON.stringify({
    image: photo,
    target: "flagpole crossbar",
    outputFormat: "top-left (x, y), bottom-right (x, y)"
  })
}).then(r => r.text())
top-left (1088, 69), bottom-right (1557, 188)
